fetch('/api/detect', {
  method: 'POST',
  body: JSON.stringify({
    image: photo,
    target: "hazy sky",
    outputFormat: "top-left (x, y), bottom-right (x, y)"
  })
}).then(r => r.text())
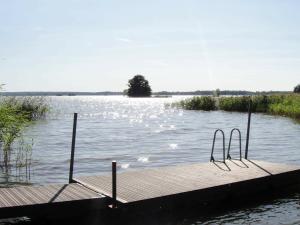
top-left (1, 0), bottom-right (300, 92)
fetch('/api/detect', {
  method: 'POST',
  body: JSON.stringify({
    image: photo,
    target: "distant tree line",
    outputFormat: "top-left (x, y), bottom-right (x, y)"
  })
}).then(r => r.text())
top-left (2, 90), bottom-right (293, 97)
top-left (154, 90), bottom-right (291, 96)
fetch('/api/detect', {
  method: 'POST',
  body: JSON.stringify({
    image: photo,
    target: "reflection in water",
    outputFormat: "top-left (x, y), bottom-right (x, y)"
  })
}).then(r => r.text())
top-left (121, 163), bottom-right (130, 169)
top-left (137, 156), bottom-right (149, 163)
top-left (169, 143), bottom-right (178, 149)
top-left (0, 96), bottom-right (300, 224)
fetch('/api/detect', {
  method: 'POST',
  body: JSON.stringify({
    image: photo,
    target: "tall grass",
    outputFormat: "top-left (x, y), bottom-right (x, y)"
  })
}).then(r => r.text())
top-left (1, 96), bottom-right (48, 120)
top-left (174, 94), bottom-right (300, 121)
top-left (268, 95), bottom-right (300, 120)
top-left (0, 96), bottom-right (49, 180)
top-left (171, 96), bottom-right (216, 111)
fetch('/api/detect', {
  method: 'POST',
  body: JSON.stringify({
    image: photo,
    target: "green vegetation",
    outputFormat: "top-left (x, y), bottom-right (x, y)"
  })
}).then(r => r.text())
top-left (125, 75), bottom-right (152, 97)
top-left (174, 94), bottom-right (300, 121)
top-left (0, 94), bottom-right (49, 176)
top-left (171, 96), bottom-right (216, 111)
top-left (218, 95), bottom-right (284, 113)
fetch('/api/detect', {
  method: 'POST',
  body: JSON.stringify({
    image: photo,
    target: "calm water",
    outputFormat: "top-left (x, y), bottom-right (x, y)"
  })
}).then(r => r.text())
top-left (1, 96), bottom-right (300, 224)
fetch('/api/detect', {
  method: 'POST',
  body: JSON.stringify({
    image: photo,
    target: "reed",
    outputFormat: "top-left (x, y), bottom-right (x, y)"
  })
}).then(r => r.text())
top-left (0, 96), bottom-right (49, 176)
top-left (171, 96), bottom-right (216, 111)
top-left (174, 94), bottom-right (300, 121)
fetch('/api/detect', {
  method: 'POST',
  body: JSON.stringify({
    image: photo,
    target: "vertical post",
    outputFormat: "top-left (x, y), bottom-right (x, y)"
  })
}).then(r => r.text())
top-left (69, 113), bottom-right (78, 183)
top-left (245, 99), bottom-right (252, 159)
top-left (112, 161), bottom-right (117, 208)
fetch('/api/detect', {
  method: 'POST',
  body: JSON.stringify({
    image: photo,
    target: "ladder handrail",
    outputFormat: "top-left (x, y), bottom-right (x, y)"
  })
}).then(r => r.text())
top-left (210, 129), bottom-right (226, 163)
top-left (227, 128), bottom-right (242, 161)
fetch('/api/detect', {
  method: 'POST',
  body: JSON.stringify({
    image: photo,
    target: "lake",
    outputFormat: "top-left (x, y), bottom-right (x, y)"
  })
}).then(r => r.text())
top-left (1, 96), bottom-right (300, 224)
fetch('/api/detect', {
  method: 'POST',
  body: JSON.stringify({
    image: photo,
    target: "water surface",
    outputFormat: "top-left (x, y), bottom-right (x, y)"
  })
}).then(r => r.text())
top-left (1, 96), bottom-right (300, 224)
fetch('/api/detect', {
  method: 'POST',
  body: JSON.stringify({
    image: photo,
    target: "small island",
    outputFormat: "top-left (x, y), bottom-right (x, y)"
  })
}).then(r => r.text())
top-left (124, 75), bottom-right (152, 97)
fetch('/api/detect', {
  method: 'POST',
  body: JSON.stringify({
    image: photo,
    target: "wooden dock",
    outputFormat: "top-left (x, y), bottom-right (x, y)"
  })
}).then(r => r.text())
top-left (1, 159), bottom-right (300, 219)
top-left (74, 160), bottom-right (300, 205)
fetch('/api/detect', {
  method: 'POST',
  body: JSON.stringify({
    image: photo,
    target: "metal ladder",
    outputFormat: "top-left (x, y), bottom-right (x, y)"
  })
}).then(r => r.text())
top-left (227, 128), bottom-right (242, 161)
top-left (210, 98), bottom-right (252, 163)
top-left (210, 129), bottom-right (226, 163)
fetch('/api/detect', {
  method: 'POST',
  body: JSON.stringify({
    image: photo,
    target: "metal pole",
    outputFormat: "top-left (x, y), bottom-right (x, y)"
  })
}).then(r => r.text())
top-left (112, 161), bottom-right (117, 208)
top-left (69, 113), bottom-right (78, 183)
top-left (245, 99), bottom-right (252, 159)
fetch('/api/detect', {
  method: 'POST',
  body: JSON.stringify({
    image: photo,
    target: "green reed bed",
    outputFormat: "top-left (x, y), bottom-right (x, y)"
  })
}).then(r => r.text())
top-left (0, 96), bottom-right (49, 179)
top-left (174, 94), bottom-right (300, 121)
top-left (268, 95), bottom-right (300, 120)
top-left (0, 97), bottom-right (48, 146)
top-left (171, 96), bottom-right (216, 111)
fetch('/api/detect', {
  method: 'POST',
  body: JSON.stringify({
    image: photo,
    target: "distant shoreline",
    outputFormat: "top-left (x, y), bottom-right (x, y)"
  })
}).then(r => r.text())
top-left (0, 91), bottom-right (291, 97)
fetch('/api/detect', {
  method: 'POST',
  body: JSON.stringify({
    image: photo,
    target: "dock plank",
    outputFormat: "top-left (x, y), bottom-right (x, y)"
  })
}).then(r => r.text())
top-left (1, 159), bottom-right (300, 219)
top-left (0, 183), bottom-right (102, 209)
top-left (75, 160), bottom-right (300, 203)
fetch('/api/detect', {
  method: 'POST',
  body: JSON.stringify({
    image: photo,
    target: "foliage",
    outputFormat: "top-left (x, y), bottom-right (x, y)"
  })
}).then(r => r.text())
top-left (126, 75), bottom-right (152, 97)
top-left (294, 84), bottom-right (300, 93)
top-left (172, 96), bottom-right (216, 111)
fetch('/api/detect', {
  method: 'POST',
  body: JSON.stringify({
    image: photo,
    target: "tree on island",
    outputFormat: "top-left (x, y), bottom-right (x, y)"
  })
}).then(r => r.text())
top-left (125, 75), bottom-right (152, 97)
top-left (213, 88), bottom-right (221, 97)
top-left (294, 84), bottom-right (300, 93)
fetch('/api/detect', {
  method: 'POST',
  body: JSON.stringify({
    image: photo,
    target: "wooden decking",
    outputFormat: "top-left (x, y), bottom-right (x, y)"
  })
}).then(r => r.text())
top-left (75, 160), bottom-right (300, 204)
top-left (1, 160), bottom-right (300, 219)
top-left (0, 183), bottom-right (106, 219)
top-left (0, 183), bottom-right (101, 207)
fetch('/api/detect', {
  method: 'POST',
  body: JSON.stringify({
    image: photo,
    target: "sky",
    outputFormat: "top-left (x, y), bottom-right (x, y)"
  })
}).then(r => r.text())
top-left (0, 0), bottom-right (300, 92)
